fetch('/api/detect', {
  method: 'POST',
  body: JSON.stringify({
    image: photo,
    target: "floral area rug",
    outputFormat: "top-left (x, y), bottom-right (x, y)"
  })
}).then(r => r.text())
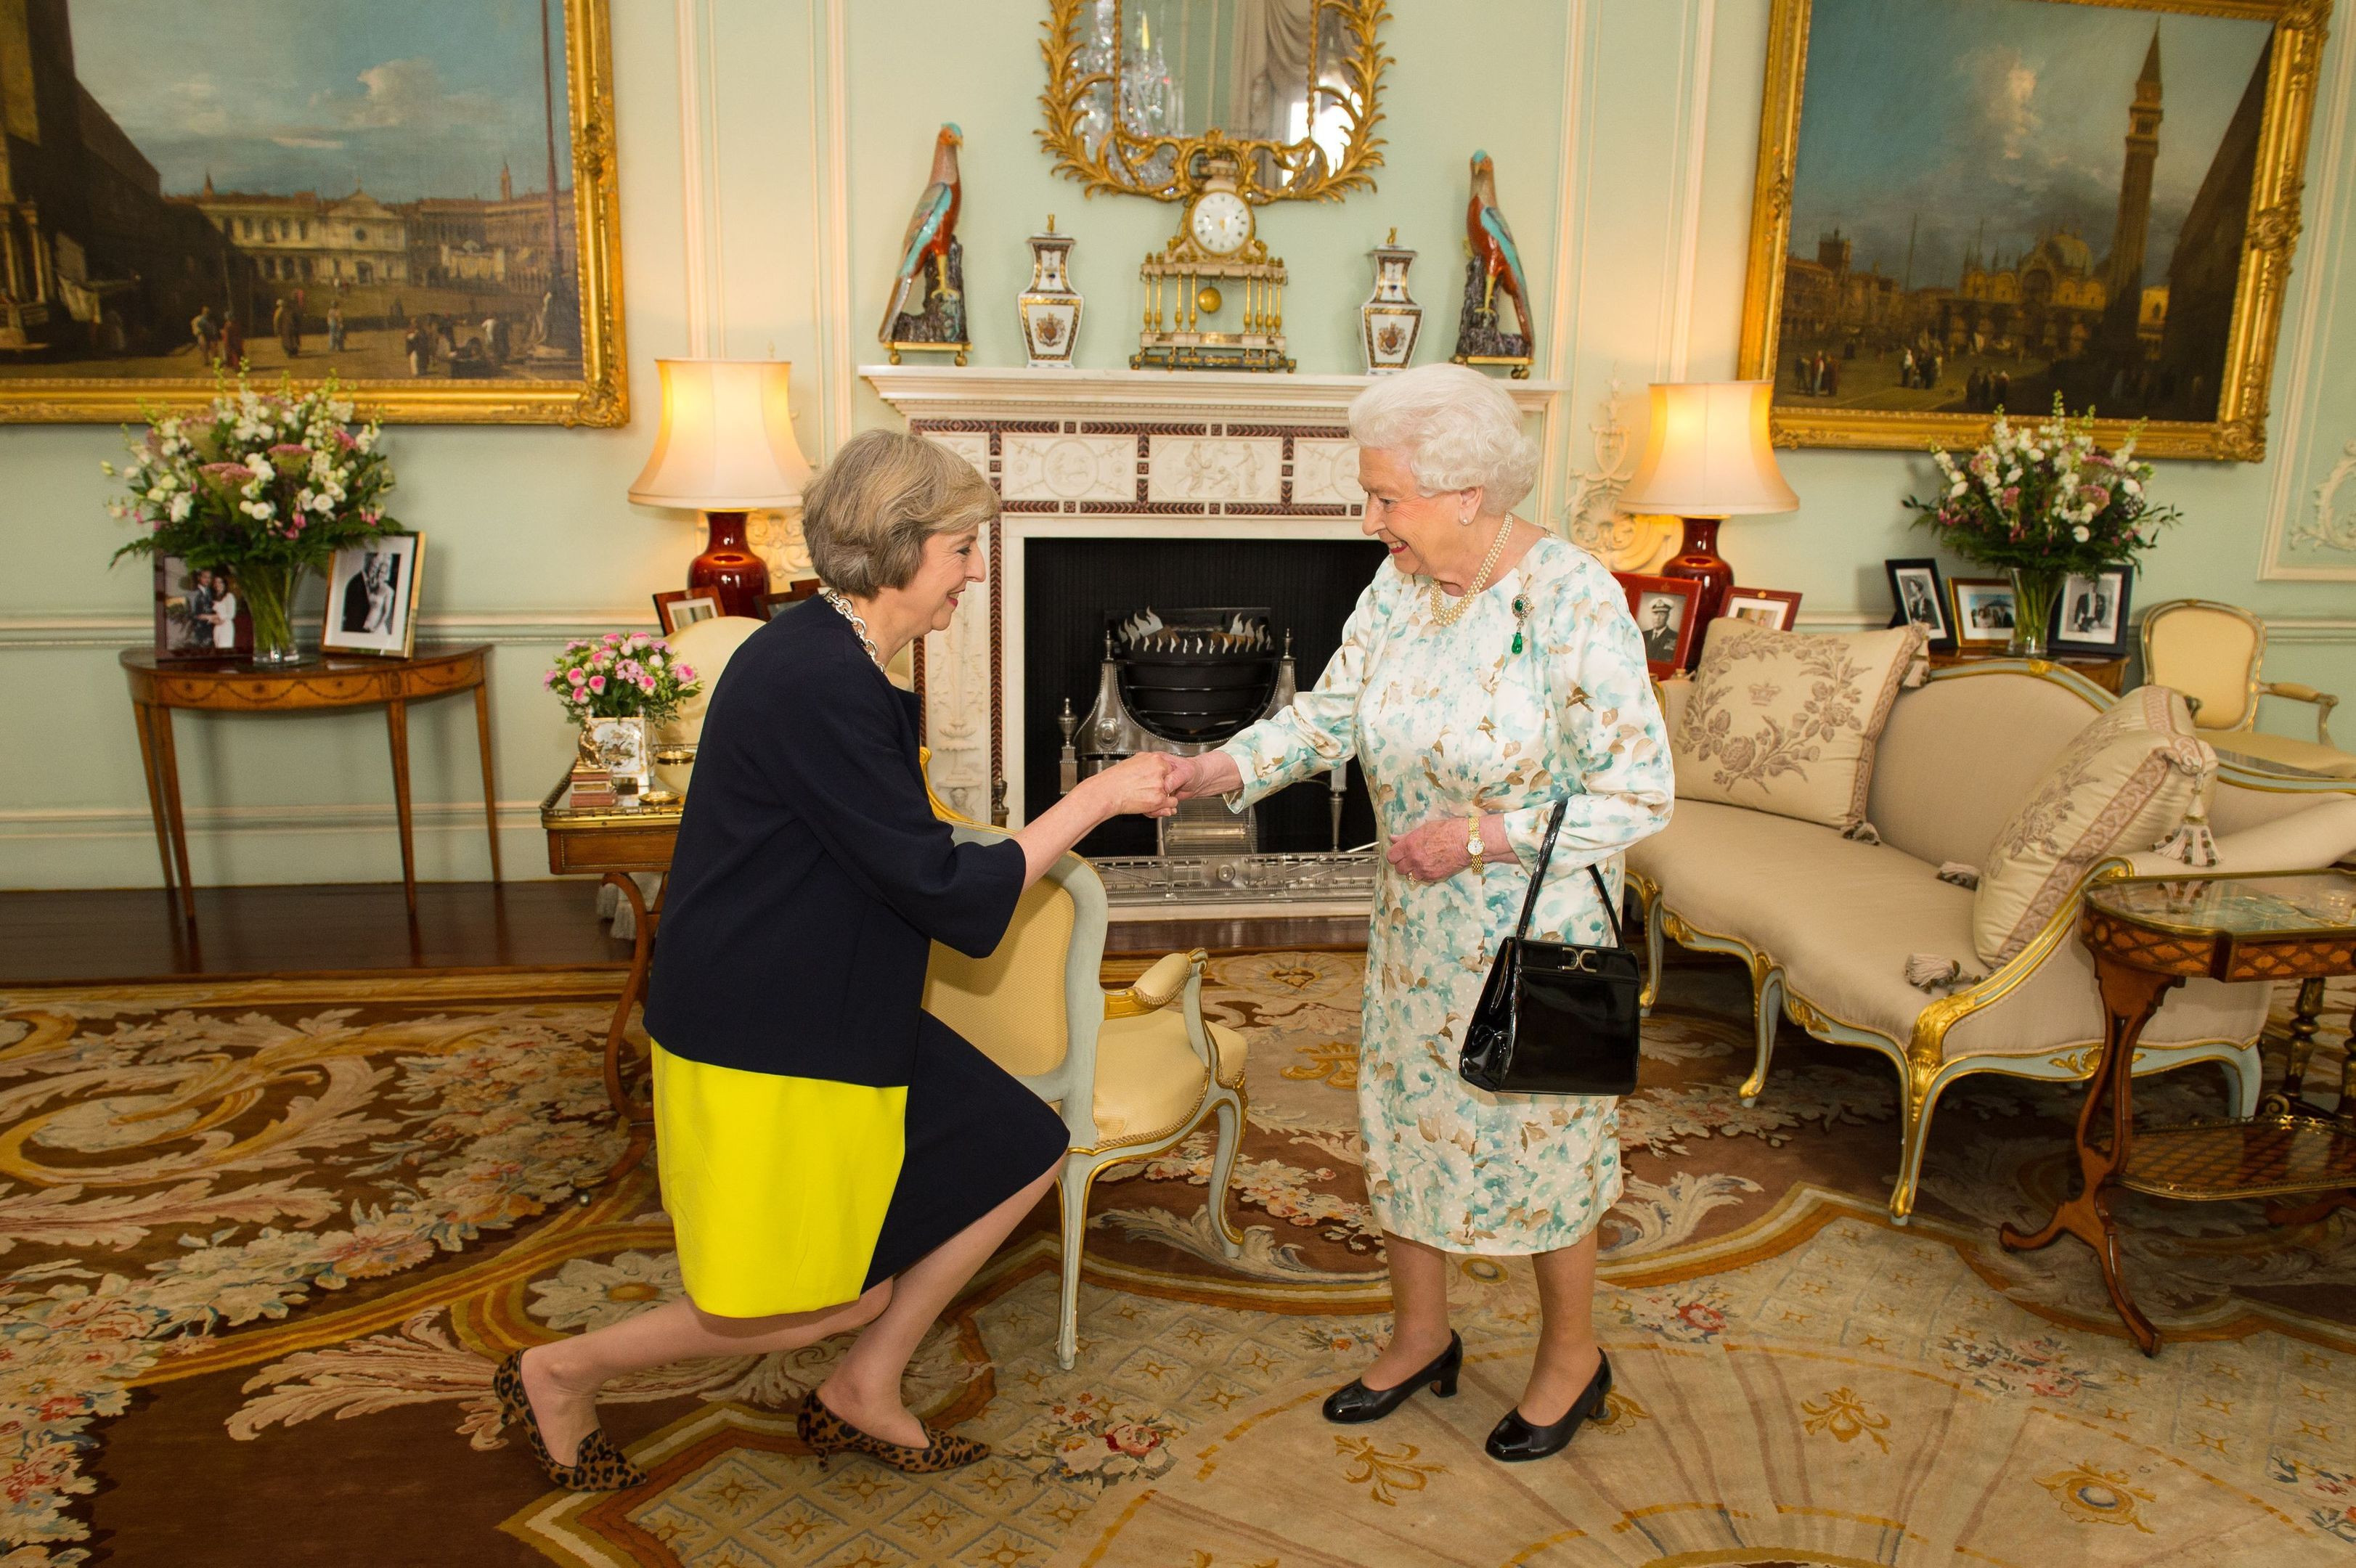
top-left (1, 952), bottom-right (2349, 1566)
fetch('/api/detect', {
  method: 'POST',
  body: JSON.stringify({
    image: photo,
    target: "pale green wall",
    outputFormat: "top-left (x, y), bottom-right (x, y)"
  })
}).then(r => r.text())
top-left (2, 0), bottom-right (2350, 889)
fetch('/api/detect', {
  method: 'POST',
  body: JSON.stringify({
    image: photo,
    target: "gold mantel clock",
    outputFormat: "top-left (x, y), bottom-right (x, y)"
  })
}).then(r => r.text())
top-left (1133, 151), bottom-right (1293, 373)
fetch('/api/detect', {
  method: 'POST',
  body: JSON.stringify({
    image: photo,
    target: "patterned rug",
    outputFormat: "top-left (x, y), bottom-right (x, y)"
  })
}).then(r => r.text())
top-left (0, 955), bottom-right (2348, 1566)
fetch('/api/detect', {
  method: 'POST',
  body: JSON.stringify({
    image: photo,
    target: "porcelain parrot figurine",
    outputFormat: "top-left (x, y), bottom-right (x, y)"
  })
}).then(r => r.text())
top-left (1467, 150), bottom-right (1533, 343)
top-left (879, 123), bottom-right (965, 343)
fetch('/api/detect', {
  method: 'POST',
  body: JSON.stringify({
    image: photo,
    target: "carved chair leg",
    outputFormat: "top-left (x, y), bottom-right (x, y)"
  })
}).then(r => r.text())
top-left (1888, 1064), bottom-right (1956, 1225)
top-left (1205, 1090), bottom-right (1247, 1257)
top-left (1740, 965), bottom-right (1783, 1106)
top-left (1053, 1161), bottom-right (1098, 1372)
top-left (1639, 888), bottom-right (1666, 1016)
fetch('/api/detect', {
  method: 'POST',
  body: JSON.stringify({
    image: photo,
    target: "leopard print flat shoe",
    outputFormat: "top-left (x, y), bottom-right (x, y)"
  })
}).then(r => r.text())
top-left (494, 1350), bottom-right (649, 1492)
top-left (795, 1389), bottom-right (989, 1474)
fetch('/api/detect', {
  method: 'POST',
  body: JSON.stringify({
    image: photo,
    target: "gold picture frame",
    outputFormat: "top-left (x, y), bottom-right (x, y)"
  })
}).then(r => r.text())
top-left (1735, 0), bottom-right (2332, 462)
top-left (0, 0), bottom-right (626, 426)
top-left (1037, 0), bottom-right (1390, 205)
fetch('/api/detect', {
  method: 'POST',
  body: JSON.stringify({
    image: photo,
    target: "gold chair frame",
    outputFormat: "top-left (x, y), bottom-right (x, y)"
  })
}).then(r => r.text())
top-left (2140, 597), bottom-right (2341, 744)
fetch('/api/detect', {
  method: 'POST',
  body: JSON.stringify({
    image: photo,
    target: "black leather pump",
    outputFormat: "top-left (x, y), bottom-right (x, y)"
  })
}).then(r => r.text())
top-left (1321, 1333), bottom-right (1463, 1424)
top-left (1485, 1348), bottom-right (1611, 1461)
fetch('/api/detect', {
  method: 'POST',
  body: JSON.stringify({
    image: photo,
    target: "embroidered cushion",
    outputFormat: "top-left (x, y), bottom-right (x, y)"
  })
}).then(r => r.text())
top-left (1971, 685), bottom-right (2213, 965)
top-left (1671, 621), bottom-right (1927, 834)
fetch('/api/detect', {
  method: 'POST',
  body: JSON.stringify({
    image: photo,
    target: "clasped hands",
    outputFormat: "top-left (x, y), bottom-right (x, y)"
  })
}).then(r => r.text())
top-left (1082, 751), bottom-right (1236, 820)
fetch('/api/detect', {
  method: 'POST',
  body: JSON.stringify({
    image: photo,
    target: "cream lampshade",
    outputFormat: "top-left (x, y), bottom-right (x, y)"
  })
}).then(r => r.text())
top-left (629, 359), bottom-right (815, 619)
top-left (1618, 381), bottom-right (1797, 666)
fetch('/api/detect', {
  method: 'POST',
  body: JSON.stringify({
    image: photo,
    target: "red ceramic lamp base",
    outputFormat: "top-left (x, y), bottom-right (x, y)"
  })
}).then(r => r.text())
top-left (688, 510), bottom-right (770, 621)
top-left (1659, 515), bottom-right (1733, 669)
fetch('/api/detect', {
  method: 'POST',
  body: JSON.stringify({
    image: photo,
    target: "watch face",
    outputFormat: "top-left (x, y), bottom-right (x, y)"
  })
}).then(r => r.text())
top-left (1189, 191), bottom-right (1251, 255)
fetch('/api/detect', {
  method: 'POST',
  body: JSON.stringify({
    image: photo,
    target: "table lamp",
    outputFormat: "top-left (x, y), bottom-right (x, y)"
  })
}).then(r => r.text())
top-left (1618, 381), bottom-right (1797, 663)
top-left (628, 359), bottom-right (814, 620)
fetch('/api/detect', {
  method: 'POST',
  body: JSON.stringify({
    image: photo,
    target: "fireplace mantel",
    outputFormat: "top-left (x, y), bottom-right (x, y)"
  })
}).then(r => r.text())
top-left (857, 362), bottom-right (1560, 840)
top-left (860, 363), bottom-right (1565, 423)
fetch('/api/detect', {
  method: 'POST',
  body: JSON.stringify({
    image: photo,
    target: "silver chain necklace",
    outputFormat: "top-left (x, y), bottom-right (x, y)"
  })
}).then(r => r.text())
top-left (819, 587), bottom-right (881, 666)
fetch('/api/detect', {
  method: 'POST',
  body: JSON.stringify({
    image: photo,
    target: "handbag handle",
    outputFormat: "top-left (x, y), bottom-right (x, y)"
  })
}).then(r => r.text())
top-left (1511, 798), bottom-right (1623, 949)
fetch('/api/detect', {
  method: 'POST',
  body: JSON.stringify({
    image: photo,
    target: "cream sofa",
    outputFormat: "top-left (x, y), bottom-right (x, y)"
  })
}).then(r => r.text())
top-left (1629, 660), bottom-right (2356, 1222)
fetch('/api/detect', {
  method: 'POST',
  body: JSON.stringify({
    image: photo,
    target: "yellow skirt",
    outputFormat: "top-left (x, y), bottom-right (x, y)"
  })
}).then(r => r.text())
top-left (650, 1042), bottom-right (908, 1317)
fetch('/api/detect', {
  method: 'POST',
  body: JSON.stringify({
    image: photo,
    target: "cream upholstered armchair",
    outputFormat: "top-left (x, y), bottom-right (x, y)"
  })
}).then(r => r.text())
top-left (2143, 598), bottom-right (2356, 779)
top-left (919, 804), bottom-right (1247, 1370)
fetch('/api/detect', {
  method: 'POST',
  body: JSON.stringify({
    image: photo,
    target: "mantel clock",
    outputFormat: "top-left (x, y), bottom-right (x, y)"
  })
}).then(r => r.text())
top-left (1133, 149), bottom-right (1293, 373)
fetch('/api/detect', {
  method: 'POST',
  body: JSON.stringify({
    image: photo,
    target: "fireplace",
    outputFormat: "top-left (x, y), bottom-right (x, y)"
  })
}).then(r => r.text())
top-left (1023, 538), bottom-right (1385, 860)
top-left (857, 365), bottom-right (1560, 915)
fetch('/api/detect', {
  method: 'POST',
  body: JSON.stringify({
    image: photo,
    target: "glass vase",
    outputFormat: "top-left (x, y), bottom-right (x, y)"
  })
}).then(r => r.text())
top-left (236, 561), bottom-right (308, 666)
top-left (2007, 566), bottom-right (2061, 660)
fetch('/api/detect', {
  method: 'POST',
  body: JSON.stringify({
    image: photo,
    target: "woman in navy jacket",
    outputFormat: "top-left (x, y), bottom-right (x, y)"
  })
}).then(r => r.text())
top-left (496, 430), bottom-right (1181, 1489)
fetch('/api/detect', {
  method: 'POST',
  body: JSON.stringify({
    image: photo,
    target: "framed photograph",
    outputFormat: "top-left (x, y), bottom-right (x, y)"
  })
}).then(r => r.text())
top-left (1885, 558), bottom-right (1954, 652)
top-left (761, 580), bottom-right (823, 620)
top-left (653, 589), bottom-right (722, 635)
top-left (1614, 573), bottom-right (1703, 678)
top-left (2053, 568), bottom-right (2136, 656)
top-left (321, 534), bottom-right (425, 658)
top-left (1735, 0), bottom-right (2331, 462)
top-left (153, 557), bottom-right (251, 662)
top-left (1949, 576), bottom-right (2019, 648)
top-left (0, 0), bottom-right (624, 426)
top-left (1718, 587), bottom-right (1804, 632)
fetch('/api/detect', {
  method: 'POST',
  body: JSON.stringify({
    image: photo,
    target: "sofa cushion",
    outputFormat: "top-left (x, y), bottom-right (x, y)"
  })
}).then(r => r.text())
top-left (1631, 799), bottom-right (2267, 1058)
top-left (1867, 669), bottom-right (2103, 870)
top-left (1972, 686), bottom-right (2212, 965)
top-left (1671, 621), bottom-right (1925, 834)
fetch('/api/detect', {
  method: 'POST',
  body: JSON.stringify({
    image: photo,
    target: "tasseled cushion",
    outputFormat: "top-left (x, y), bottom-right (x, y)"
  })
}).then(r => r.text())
top-left (1905, 953), bottom-right (1987, 992)
top-left (1936, 862), bottom-right (1982, 889)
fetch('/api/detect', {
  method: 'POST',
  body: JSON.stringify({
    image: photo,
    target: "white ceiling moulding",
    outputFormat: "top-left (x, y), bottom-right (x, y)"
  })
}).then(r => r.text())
top-left (861, 364), bottom-right (1564, 423)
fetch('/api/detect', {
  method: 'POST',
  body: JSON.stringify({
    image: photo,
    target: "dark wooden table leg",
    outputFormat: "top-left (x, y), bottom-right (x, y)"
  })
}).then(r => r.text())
top-left (599, 871), bottom-right (663, 1177)
top-left (129, 701), bottom-right (179, 908)
top-left (2001, 953), bottom-right (2177, 1355)
top-left (384, 698), bottom-right (417, 915)
top-left (2262, 976), bottom-right (2328, 1116)
top-left (471, 682), bottom-right (504, 884)
top-left (147, 704), bottom-right (198, 930)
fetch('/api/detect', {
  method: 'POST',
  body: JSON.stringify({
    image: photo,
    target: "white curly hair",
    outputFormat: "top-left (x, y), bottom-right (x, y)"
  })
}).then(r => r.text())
top-left (1346, 362), bottom-right (1538, 516)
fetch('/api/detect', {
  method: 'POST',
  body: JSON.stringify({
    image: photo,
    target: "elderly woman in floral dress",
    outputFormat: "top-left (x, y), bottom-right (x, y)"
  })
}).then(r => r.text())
top-left (1170, 363), bottom-right (1672, 1463)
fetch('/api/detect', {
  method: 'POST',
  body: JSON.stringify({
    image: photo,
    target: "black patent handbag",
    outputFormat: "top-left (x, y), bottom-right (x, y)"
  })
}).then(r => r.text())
top-left (1456, 799), bottom-right (1643, 1098)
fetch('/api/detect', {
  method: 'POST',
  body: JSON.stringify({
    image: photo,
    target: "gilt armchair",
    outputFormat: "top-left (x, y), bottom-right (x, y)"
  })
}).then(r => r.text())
top-left (2142, 598), bottom-right (2356, 779)
top-left (921, 818), bottom-right (1247, 1370)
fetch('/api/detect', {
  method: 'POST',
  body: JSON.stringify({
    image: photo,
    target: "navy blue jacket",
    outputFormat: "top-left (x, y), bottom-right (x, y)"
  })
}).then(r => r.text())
top-left (644, 600), bottom-right (1025, 1086)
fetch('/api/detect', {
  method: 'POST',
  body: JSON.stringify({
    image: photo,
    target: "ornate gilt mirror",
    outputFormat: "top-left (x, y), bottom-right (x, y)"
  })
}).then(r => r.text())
top-left (1039, 0), bottom-right (1390, 202)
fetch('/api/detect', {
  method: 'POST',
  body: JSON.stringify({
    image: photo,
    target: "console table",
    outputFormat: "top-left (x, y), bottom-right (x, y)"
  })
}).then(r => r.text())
top-left (121, 645), bottom-right (500, 922)
top-left (2001, 870), bottom-right (2356, 1353)
top-left (540, 770), bottom-right (680, 1164)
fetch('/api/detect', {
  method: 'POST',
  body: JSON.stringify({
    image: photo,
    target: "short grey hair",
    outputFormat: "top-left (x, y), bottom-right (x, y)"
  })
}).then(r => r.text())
top-left (802, 429), bottom-right (998, 597)
top-left (1347, 362), bottom-right (1538, 516)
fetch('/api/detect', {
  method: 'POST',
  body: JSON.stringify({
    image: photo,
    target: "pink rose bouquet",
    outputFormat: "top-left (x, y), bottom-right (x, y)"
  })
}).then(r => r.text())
top-left (544, 632), bottom-right (701, 724)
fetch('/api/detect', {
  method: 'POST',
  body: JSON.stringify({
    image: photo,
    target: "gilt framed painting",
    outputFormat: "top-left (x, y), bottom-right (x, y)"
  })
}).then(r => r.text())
top-left (0, 0), bottom-right (624, 425)
top-left (1735, 0), bottom-right (2331, 461)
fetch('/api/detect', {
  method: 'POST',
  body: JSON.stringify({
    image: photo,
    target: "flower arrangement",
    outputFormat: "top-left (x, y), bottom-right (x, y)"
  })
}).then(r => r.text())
top-left (1903, 395), bottom-right (2177, 655)
top-left (107, 373), bottom-right (397, 661)
top-left (1904, 395), bottom-right (2177, 575)
top-left (544, 632), bottom-right (701, 724)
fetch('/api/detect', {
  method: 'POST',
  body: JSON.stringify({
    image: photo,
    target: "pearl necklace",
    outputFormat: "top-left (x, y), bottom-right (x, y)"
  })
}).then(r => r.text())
top-left (820, 587), bottom-right (881, 666)
top-left (1427, 515), bottom-right (1517, 629)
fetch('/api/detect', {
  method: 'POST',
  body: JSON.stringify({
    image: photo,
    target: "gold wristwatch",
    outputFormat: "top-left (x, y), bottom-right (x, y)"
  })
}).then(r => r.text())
top-left (1466, 814), bottom-right (1485, 873)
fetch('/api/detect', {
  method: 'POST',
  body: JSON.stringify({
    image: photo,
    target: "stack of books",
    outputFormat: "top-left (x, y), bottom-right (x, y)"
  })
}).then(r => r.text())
top-left (569, 764), bottom-right (616, 809)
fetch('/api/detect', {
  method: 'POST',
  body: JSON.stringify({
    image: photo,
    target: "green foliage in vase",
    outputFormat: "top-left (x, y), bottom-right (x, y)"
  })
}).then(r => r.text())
top-left (1904, 394), bottom-right (2177, 576)
top-left (105, 372), bottom-right (399, 574)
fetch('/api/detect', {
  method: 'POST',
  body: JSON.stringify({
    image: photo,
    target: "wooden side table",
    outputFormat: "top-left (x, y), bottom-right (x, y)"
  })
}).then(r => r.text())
top-left (1926, 648), bottom-right (2129, 693)
top-left (122, 645), bottom-right (501, 921)
top-left (2000, 870), bottom-right (2356, 1353)
top-left (541, 769), bottom-right (682, 1161)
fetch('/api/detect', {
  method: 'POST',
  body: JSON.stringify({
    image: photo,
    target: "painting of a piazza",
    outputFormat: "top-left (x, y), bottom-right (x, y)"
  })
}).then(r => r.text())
top-left (1775, 0), bottom-right (2275, 425)
top-left (0, 0), bottom-right (584, 388)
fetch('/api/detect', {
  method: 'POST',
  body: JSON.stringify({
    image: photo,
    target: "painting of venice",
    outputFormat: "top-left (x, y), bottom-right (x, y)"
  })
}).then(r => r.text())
top-left (0, 0), bottom-right (619, 419)
top-left (1772, 0), bottom-right (2278, 428)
